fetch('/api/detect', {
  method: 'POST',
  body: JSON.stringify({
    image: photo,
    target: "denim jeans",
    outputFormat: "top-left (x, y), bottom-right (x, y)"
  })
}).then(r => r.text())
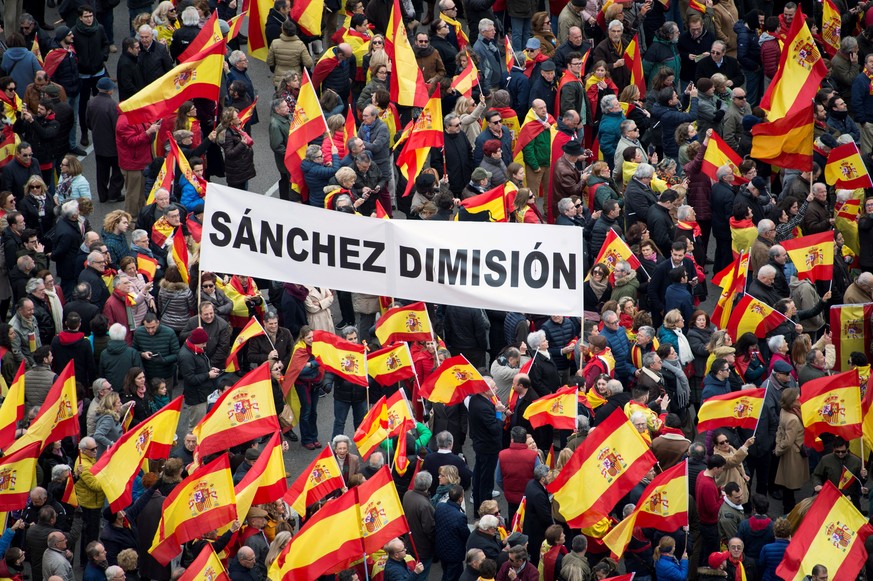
top-left (296, 383), bottom-right (320, 444)
top-left (332, 398), bottom-right (367, 439)
top-left (510, 17), bottom-right (531, 51)
top-left (67, 93), bottom-right (79, 149)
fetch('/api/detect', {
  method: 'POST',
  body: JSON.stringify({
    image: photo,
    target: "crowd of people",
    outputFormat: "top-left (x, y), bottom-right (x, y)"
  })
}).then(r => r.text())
top-left (0, 0), bottom-right (870, 577)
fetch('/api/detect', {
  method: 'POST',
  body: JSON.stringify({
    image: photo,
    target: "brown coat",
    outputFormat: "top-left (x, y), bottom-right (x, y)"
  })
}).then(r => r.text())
top-left (652, 433), bottom-right (691, 470)
top-left (711, 0), bottom-right (739, 56)
top-left (843, 282), bottom-right (873, 304)
top-left (416, 48), bottom-right (447, 86)
top-left (774, 409), bottom-right (809, 489)
top-left (552, 155), bottom-right (584, 203)
top-left (748, 237), bottom-right (773, 278)
top-left (714, 444), bottom-right (749, 504)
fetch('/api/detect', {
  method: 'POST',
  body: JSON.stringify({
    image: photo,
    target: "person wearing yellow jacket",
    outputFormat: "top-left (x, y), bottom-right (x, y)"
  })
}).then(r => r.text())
top-left (74, 436), bottom-right (106, 562)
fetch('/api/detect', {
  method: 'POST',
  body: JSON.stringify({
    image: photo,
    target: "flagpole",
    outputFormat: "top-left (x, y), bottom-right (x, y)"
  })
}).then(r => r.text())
top-left (197, 265), bottom-right (203, 327)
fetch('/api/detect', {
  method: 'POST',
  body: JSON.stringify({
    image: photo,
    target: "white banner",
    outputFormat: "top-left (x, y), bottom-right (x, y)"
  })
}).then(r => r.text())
top-left (199, 185), bottom-right (585, 316)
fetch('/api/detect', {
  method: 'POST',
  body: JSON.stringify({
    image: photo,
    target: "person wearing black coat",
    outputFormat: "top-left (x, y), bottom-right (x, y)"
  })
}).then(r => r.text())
top-left (264, 5), bottom-right (289, 47)
top-left (178, 330), bottom-right (217, 430)
top-left (695, 53), bottom-right (746, 90)
top-left (71, 8), bottom-right (110, 145)
top-left (647, 245), bottom-right (696, 327)
top-left (170, 23), bottom-right (201, 62)
top-left (45, 35), bottom-right (81, 101)
top-left (100, 510), bottom-right (138, 566)
top-left (50, 315), bottom-right (97, 386)
top-left (116, 39), bottom-right (145, 101)
top-left (18, 105), bottom-right (61, 194)
top-left (51, 205), bottom-right (84, 297)
top-left (137, 30), bottom-right (173, 84)
top-left (19, 186), bottom-right (57, 246)
top-left (431, 123), bottom-right (473, 196)
top-left (78, 258), bottom-right (110, 309)
top-left (467, 391), bottom-right (503, 510)
top-left (1, 148), bottom-right (42, 203)
top-left (444, 305), bottom-right (489, 369)
top-left (590, 200), bottom-right (623, 253)
top-left (710, 177), bottom-right (736, 274)
top-left (434, 486), bottom-right (470, 581)
top-left (43, 88), bottom-right (74, 159)
top-left (527, 348), bottom-right (561, 398)
top-left (646, 191), bottom-right (679, 257)
top-left (529, 64), bottom-right (558, 115)
top-left (522, 466), bottom-right (553, 566)
top-left (593, 388), bottom-right (632, 426)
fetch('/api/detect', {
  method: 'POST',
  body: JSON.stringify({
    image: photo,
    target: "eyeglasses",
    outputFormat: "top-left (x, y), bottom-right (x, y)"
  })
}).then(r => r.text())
top-left (202, 283), bottom-right (215, 288)
top-left (569, 62), bottom-right (583, 67)
top-left (417, 39), bottom-right (429, 44)
top-left (574, 202), bottom-right (582, 208)
top-left (734, 95), bottom-right (747, 100)
top-left (717, 440), bottom-right (729, 445)
top-left (834, 449), bottom-right (848, 455)
top-left (720, 367), bottom-right (730, 372)
top-left (87, 446), bottom-right (98, 451)
top-left (372, 40), bottom-right (383, 44)
top-left (489, 119), bottom-right (503, 125)
top-left (28, 185), bottom-right (41, 189)
top-left (592, 272), bottom-right (604, 278)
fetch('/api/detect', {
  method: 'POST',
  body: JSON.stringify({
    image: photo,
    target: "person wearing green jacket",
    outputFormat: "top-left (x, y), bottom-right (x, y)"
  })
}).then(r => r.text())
top-left (268, 98), bottom-right (292, 200)
top-left (643, 22), bottom-right (682, 90)
top-left (521, 99), bottom-right (554, 201)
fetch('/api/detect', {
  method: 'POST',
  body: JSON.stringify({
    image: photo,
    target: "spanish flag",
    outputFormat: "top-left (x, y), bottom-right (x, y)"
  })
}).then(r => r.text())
top-left (355, 465), bottom-right (410, 552)
top-left (825, 142), bottom-right (873, 190)
top-left (151, 217), bottom-right (174, 247)
top-left (781, 231), bottom-right (834, 282)
top-left (752, 103), bottom-right (815, 171)
top-left (441, 12), bottom-right (468, 50)
top-left (701, 132), bottom-right (747, 184)
top-left (367, 343), bottom-right (415, 386)
top-left (374, 302), bottom-right (432, 345)
top-left (547, 409), bottom-right (657, 528)
top-left (119, 41), bottom-right (225, 124)
top-left (821, 0), bottom-right (841, 57)
top-left (171, 231), bottom-right (189, 283)
top-left (177, 10), bottom-right (221, 63)
top-left (697, 387), bottom-right (766, 432)
top-left (730, 216), bottom-right (757, 256)
top-left (504, 35), bottom-right (515, 74)
top-left (456, 182), bottom-right (516, 222)
top-left (61, 470), bottom-right (78, 507)
top-left (177, 544), bottom-right (230, 581)
top-left (523, 386), bottom-right (577, 430)
top-left (245, 0), bottom-right (274, 59)
top-left (396, 88), bottom-right (444, 196)
top-left (602, 461), bottom-right (688, 557)
top-left (171, 134), bottom-right (205, 200)
top-left (354, 396), bottom-right (388, 458)
top-left (226, 12), bottom-right (246, 42)
top-left (830, 304), bottom-right (873, 373)
top-left (235, 432), bottom-right (288, 518)
top-left (192, 364), bottom-right (279, 460)
top-left (511, 496), bottom-right (526, 532)
top-left (7, 361), bottom-right (78, 454)
top-left (776, 481), bottom-right (873, 581)
top-left (385, 389), bottom-right (414, 435)
top-left (623, 34), bottom-right (645, 99)
top-left (284, 69), bottom-right (328, 201)
top-left (136, 254), bottom-right (158, 282)
top-left (289, 0), bottom-right (324, 37)
top-left (513, 107), bottom-right (555, 159)
top-left (419, 355), bottom-right (490, 405)
top-left (590, 229), bottom-right (643, 278)
top-left (92, 397), bottom-right (183, 511)
top-left (344, 105), bottom-right (357, 144)
top-left (385, 0), bottom-right (428, 106)
top-left (711, 250), bottom-right (750, 329)
top-left (31, 34), bottom-right (43, 66)
top-left (800, 369), bottom-right (862, 447)
top-left (450, 56), bottom-right (480, 99)
top-left (0, 441), bottom-right (40, 510)
top-left (238, 96), bottom-right (258, 127)
top-left (862, 381), bottom-right (873, 455)
top-left (595, 0), bottom-right (614, 28)
top-left (149, 454), bottom-right (238, 565)
top-left (726, 294), bottom-right (785, 339)
top-left (838, 466), bottom-right (857, 491)
top-left (0, 362), bottom-right (24, 450)
top-left (312, 330), bottom-right (368, 387)
top-left (759, 9), bottom-right (827, 121)
top-left (284, 445), bottom-right (346, 516)
top-left (225, 317), bottom-right (266, 372)
top-left (375, 200), bottom-right (390, 219)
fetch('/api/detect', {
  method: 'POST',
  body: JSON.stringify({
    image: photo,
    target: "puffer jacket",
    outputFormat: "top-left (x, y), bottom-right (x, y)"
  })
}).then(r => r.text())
top-left (157, 281), bottom-right (196, 332)
top-left (217, 126), bottom-right (256, 184)
top-left (266, 33), bottom-right (313, 87)
top-left (758, 539), bottom-right (790, 581)
top-left (601, 324), bottom-right (634, 381)
top-left (654, 555), bottom-right (689, 581)
top-left (74, 453), bottom-right (106, 509)
top-left (642, 37), bottom-right (681, 86)
top-left (540, 317), bottom-right (578, 371)
top-left (132, 323), bottom-right (180, 380)
top-left (302, 154), bottom-right (340, 208)
top-left (759, 32), bottom-right (780, 79)
top-left (734, 20), bottom-right (761, 72)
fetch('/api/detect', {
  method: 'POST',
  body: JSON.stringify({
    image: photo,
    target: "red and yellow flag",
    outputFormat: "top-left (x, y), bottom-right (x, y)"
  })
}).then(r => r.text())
top-left (8, 361), bottom-right (77, 453)
top-left (590, 229), bottom-right (643, 277)
top-left (697, 387), bottom-right (766, 432)
top-left (800, 369), bottom-right (862, 447)
top-left (367, 343), bottom-right (415, 386)
top-left (450, 57), bottom-right (479, 98)
top-left (751, 104), bottom-right (815, 170)
top-left (284, 69), bottom-right (328, 201)
top-left (781, 232), bottom-right (834, 282)
top-left (838, 465), bottom-right (857, 491)
top-left (385, 389), bottom-right (414, 436)
top-left (523, 386), bottom-right (577, 430)
top-left (831, 304), bottom-right (873, 372)
top-left (374, 302), bottom-right (432, 345)
top-left (547, 409), bottom-right (657, 528)
top-left (136, 255), bottom-right (158, 282)
top-left (171, 134), bottom-right (205, 199)
top-left (149, 454), bottom-right (238, 565)
top-left (284, 445), bottom-right (346, 516)
top-left (238, 96), bottom-right (258, 127)
top-left (344, 105), bottom-right (357, 144)
top-left (821, 0), bottom-right (841, 57)
top-left (603, 461), bottom-right (688, 557)
top-left (235, 432), bottom-right (288, 518)
top-left (0, 362), bottom-right (25, 450)
top-left (178, 10), bottom-right (222, 62)
top-left (385, 0), bottom-right (428, 106)
top-left (225, 316), bottom-right (266, 372)
top-left (730, 217), bottom-right (757, 255)
top-left (312, 330), bottom-right (368, 387)
top-left (31, 34), bottom-right (43, 66)
top-left (289, 0), bottom-right (324, 37)
top-left (245, 0), bottom-right (274, 59)
top-left (825, 142), bottom-right (873, 189)
top-left (0, 441), bottom-right (40, 510)
top-left (711, 250), bottom-right (750, 329)
top-left (151, 217), bottom-right (174, 247)
top-left (354, 396), bottom-right (388, 458)
top-left (701, 132), bottom-right (748, 184)
top-left (760, 9), bottom-right (827, 120)
top-left (120, 41), bottom-right (225, 124)
top-left (862, 379), bottom-right (873, 456)
top-left (178, 544), bottom-right (230, 581)
top-left (375, 200), bottom-right (390, 219)
top-left (356, 466), bottom-right (410, 552)
top-left (419, 355), bottom-right (490, 405)
top-left (623, 35), bottom-right (645, 99)
top-left (441, 12), bottom-right (468, 50)
top-left (192, 364), bottom-right (279, 460)
top-left (396, 87), bottom-right (444, 197)
top-left (92, 397), bottom-right (183, 511)
top-left (726, 294), bottom-right (785, 339)
top-left (504, 35), bottom-right (515, 74)
top-left (776, 481), bottom-right (873, 581)
top-left (456, 182), bottom-right (516, 222)
top-left (226, 12), bottom-right (246, 42)
top-left (61, 470), bottom-right (78, 507)
top-left (513, 107), bottom-right (556, 159)
top-left (171, 231), bottom-right (189, 283)
top-left (511, 496), bottom-right (526, 532)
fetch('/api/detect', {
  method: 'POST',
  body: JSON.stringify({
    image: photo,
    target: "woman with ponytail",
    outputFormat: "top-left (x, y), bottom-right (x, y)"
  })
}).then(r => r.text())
top-left (653, 536), bottom-right (689, 581)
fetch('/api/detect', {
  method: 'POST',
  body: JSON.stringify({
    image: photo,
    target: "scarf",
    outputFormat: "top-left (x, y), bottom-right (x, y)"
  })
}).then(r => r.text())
top-left (588, 276), bottom-right (608, 298)
top-left (661, 357), bottom-right (690, 408)
top-left (660, 426), bottom-right (685, 437)
top-left (30, 192), bottom-right (46, 215)
top-left (728, 556), bottom-right (746, 581)
top-left (723, 495), bottom-right (744, 511)
top-left (113, 287), bottom-right (137, 330)
top-left (673, 328), bottom-right (694, 366)
top-left (677, 220), bottom-right (702, 238)
top-left (185, 338), bottom-right (205, 354)
top-left (865, 67), bottom-right (873, 95)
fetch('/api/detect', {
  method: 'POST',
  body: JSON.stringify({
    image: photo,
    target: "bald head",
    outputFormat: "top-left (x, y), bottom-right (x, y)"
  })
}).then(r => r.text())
top-left (237, 546), bottom-right (256, 569)
top-left (338, 43), bottom-right (353, 58)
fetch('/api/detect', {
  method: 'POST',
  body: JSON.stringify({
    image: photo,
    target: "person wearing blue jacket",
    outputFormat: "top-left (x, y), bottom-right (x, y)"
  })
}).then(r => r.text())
top-left (601, 310), bottom-right (635, 383)
top-left (701, 358), bottom-right (732, 402)
top-left (757, 518), bottom-right (792, 581)
top-left (301, 146), bottom-right (340, 208)
top-left (434, 485), bottom-right (470, 581)
top-left (654, 536), bottom-right (688, 581)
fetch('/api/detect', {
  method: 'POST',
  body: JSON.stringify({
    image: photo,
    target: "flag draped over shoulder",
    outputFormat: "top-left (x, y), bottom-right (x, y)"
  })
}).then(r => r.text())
top-left (0, 441), bottom-right (40, 510)
top-left (374, 302), bottom-right (432, 344)
top-left (385, 0), bottom-right (428, 107)
top-left (776, 481), bottom-right (873, 581)
top-left (311, 330), bottom-right (368, 387)
top-left (8, 362), bottom-right (77, 453)
top-left (283, 445), bottom-right (346, 516)
top-left (284, 69), bottom-right (328, 201)
top-left (759, 8), bottom-right (827, 120)
top-left (192, 364), bottom-right (279, 459)
top-left (547, 409), bottom-right (657, 528)
top-left (523, 386), bottom-right (577, 430)
top-left (781, 232), bottom-right (834, 282)
top-left (800, 369), bottom-right (862, 447)
top-left (513, 108), bottom-right (555, 158)
top-left (92, 397), bottom-right (183, 511)
top-left (831, 304), bottom-right (873, 372)
top-left (419, 355), bottom-right (490, 405)
top-left (726, 294), bottom-right (785, 339)
top-left (0, 362), bottom-right (24, 450)
top-left (701, 132), bottom-right (747, 184)
top-left (697, 388), bottom-right (766, 432)
top-left (825, 142), bottom-right (873, 189)
top-left (149, 455), bottom-right (238, 564)
top-left (367, 343), bottom-right (415, 386)
top-left (119, 41), bottom-right (225, 124)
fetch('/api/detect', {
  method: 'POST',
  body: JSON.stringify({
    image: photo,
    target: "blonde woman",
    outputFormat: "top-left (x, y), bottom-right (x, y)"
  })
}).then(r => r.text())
top-left (266, 531), bottom-right (293, 570)
top-left (94, 392), bottom-right (126, 457)
top-left (432, 465), bottom-right (464, 511)
top-left (152, 1), bottom-right (179, 43)
top-left (56, 155), bottom-right (91, 203)
top-left (101, 210), bottom-right (133, 266)
top-left (20, 176), bottom-right (56, 245)
top-left (453, 94), bottom-right (486, 144)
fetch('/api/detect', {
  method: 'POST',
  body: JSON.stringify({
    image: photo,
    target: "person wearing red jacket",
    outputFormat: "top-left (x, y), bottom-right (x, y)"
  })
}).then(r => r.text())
top-left (497, 426), bottom-right (540, 524)
top-left (115, 103), bottom-right (160, 219)
top-left (695, 454), bottom-right (726, 567)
